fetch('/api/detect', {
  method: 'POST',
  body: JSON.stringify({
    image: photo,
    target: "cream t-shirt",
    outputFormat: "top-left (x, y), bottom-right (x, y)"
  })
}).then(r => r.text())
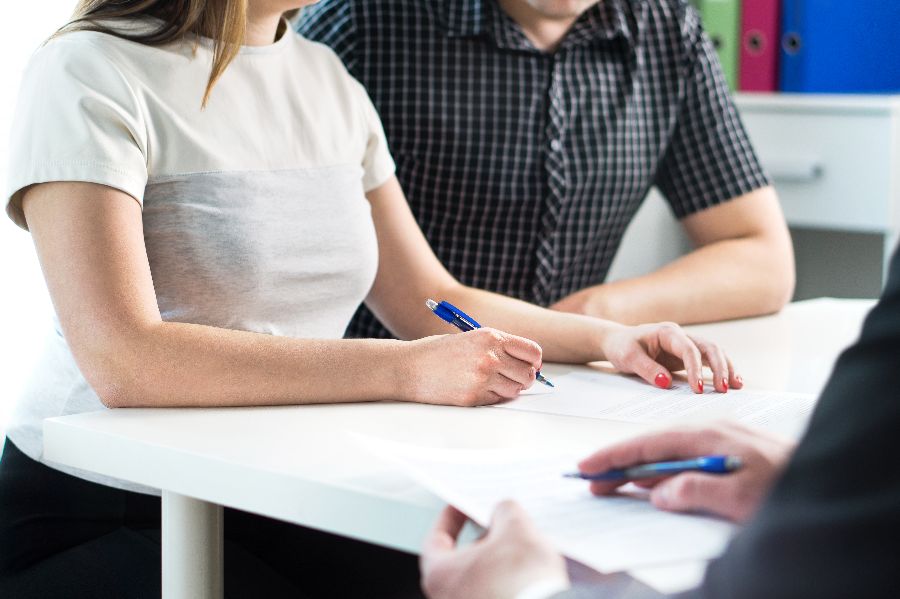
top-left (3, 21), bottom-right (394, 492)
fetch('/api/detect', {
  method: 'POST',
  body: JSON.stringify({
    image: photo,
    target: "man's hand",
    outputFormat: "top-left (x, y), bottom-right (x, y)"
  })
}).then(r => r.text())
top-left (579, 421), bottom-right (795, 522)
top-left (420, 502), bottom-right (569, 599)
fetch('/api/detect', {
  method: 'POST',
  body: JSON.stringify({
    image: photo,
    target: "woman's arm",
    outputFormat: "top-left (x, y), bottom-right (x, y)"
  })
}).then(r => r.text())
top-left (23, 182), bottom-right (541, 408)
top-left (364, 178), bottom-right (742, 394)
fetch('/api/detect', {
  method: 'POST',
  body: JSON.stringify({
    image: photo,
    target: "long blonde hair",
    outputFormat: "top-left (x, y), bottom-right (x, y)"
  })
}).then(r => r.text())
top-left (58, 0), bottom-right (249, 106)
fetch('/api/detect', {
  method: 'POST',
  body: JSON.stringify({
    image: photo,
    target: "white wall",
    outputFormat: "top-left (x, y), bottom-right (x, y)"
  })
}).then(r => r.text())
top-left (0, 3), bottom-right (74, 436)
top-left (606, 190), bottom-right (692, 283)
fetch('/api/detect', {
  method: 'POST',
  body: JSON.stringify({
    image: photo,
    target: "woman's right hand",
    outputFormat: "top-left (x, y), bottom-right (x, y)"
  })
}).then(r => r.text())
top-left (401, 329), bottom-right (543, 407)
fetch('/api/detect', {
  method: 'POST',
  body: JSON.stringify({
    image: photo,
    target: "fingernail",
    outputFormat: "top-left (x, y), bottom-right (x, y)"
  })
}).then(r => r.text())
top-left (736, 374), bottom-right (744, 386)
top-left (721, 378), bottom-right (729, 392)
top-left (697, 379), bottom-right (704, 393)
top-left (654, 372), bottom-right (670, 389)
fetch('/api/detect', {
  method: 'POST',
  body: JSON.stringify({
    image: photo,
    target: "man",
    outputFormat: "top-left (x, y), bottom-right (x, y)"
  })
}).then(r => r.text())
top-left (297, 0), bottom-right (795, 336)
top-left (419, 249), bottom-right (900, 599)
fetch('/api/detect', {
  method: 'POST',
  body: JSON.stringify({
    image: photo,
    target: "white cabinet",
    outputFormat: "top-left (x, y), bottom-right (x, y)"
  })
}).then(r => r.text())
top-left (736, 94), bottom-right (900, 294)
top-left (607, 94), bottom-right (899, 299)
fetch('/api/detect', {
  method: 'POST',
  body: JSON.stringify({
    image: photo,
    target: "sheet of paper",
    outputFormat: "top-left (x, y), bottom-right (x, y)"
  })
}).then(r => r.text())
top-left (498, 371), bottom-right (816, 438)
top-left (355, 435), bottom-right (737, 573)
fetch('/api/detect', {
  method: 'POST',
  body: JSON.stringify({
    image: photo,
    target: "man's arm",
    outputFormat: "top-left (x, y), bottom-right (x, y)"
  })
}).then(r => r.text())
top-left (563, 247), bottom-right (900, 599)
top-left (551, 186), bottom-right (795, 325)
top-left (684, 247), bottom-right (900, 598)
top-left (553, 3), bottom-right (794, 326)
top-left (419, 422), bottom-right (794, 599)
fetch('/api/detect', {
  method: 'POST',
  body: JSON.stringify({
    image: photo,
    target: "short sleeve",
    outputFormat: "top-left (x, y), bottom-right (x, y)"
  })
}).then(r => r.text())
top-left (654, 6), bottom-right (770, 219)
top-left (351, 78), bottom-right (395, 192)
top-left (4, 36), bottom-right (148, 230)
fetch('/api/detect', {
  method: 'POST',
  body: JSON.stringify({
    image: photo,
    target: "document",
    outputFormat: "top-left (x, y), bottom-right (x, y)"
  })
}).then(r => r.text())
top-left (498, 371), bottom-right (816, 438)
top-left (356, 435), bottom-right (737, 573)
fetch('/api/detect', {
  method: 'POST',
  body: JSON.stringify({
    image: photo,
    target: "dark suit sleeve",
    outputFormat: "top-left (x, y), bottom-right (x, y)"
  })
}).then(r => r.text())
top-left (687, 248), bottom-right (900, 597)
top-left (551, 247), bottom-right (900, 599)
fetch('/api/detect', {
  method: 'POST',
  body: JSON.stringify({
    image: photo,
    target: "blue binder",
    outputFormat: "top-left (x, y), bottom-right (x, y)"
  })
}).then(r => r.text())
top-left (780, 1), bottom-right (900, 93)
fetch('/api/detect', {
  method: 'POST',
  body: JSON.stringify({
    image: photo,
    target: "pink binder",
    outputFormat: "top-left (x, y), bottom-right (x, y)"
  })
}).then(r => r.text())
top-left (739, 0), bottom-right (781, 92)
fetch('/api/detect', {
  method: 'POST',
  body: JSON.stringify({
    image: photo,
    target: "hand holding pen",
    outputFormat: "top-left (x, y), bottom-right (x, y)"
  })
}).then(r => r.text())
top-left (564, 455), bottom-right (743, 481)
top-left (574, 422), bottom-right (795, 523)
top-left (404, 303), bottom-right (545, 406)
top-left (426, 299), bottom-right (554, 388)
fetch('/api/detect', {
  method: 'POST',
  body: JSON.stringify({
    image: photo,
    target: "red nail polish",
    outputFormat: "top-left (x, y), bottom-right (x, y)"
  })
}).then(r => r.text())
top-left (697, 380), bottom-right (704, 393)
top-left (722, 378), bottom-right (729, 392)
top-left (655, 372), bottom-right (670, 389)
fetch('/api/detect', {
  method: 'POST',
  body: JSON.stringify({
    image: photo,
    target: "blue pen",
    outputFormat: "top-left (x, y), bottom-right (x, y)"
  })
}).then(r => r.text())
top-left (425, 299), bottom-right (555, 388)
top-left (563, 455), bottom-right (743, 481)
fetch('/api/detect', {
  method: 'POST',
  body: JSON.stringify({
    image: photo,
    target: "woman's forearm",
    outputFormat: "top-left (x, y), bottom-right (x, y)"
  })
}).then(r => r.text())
top-left (87, 320), bottom-right (409, 408)
top-left (394, 283), bottom-right (619, 364)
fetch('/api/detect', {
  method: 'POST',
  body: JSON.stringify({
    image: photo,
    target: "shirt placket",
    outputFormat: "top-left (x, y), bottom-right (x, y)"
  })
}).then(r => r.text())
top-left (532, 55), bottom-right (568, 305)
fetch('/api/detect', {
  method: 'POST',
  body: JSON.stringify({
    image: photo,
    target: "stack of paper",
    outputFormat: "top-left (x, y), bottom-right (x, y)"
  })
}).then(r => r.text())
top-left (498, 371), bottom-right (816, 439)
top-left (357, 436), bottom-right (738, 576)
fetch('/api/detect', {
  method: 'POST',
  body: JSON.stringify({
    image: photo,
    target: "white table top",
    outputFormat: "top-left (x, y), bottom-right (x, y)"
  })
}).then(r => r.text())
top-left (43, 298), bottom-right (875, 556)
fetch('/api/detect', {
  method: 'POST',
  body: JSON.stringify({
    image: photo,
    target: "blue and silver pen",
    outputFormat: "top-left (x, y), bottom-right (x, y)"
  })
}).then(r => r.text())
top-left (425, 299), bottom-right (555, 388)
top-left (563, 455), bottom-right (743, 481)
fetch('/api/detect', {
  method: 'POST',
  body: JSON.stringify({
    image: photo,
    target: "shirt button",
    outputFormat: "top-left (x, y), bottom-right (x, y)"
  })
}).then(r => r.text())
top-left (550, 139), bottom-right (562, 152)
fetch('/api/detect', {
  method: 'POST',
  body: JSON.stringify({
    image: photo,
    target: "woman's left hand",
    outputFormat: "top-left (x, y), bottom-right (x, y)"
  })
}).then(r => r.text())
top-left (600, 322), bottom-right (743, 393)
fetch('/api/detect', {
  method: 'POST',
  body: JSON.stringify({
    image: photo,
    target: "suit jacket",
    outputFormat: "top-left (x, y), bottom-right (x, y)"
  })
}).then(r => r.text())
top-left (555, 248), bottom-right (900, 599)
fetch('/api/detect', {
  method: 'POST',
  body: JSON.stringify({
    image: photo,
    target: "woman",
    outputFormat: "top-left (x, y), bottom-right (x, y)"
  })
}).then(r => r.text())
top-left (0, 0), bottom-right (741, 596)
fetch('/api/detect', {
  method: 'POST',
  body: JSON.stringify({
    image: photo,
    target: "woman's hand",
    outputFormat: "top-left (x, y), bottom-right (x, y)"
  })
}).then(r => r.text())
top-left (578, 421), bottom-right (795, 523)
top-left (401, 328), bottom-right (543, 407)
top-left (600, 322), bottom-right (743, 393)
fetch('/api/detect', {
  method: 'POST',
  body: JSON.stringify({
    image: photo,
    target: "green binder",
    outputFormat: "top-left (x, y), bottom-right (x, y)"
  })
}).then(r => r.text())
top-left (692, 0), bottom-right (741, 91)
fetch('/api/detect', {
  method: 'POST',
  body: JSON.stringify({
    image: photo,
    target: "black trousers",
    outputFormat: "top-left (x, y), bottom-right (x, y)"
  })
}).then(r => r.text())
top-left (0, 439), bottom-right (423, 598)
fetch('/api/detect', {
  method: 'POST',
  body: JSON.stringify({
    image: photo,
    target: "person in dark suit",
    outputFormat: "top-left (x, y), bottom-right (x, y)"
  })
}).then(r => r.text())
top-left (421, 251), bottom-right (900, 599)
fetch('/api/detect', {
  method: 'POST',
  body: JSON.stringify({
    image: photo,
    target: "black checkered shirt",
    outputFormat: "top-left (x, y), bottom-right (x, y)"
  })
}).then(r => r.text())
top-left (297, 0), bottom-right (770, 339)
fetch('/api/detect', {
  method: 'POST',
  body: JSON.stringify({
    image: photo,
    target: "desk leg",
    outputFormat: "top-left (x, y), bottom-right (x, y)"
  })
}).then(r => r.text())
top-left (162, 491), bottom-right (224, 599)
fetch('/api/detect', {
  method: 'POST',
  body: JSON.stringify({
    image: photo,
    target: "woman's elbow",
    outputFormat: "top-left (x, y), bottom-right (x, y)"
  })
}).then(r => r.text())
top-left (75, 342), bottom-right (153, 409)
top-left (92, 379), bottom-right (135, 409)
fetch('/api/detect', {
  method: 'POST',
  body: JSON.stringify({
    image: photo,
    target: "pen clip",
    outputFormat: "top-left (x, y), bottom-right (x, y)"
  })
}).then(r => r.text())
top-left (440, 301), bottom-right (482, 329)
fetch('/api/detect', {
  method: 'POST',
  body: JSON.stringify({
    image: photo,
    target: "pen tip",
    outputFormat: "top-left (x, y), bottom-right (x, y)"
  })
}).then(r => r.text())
top-left (726, 456), bottom-right (744, 470)
top-left (425, 299), bottom-right (438, 311)
top-left (537, 375), bottom-right (555, 388)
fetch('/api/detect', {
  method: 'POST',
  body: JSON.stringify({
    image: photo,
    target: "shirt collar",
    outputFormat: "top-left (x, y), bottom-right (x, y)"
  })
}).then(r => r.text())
top-left (436, 0), bottom-right (640, 51)
top-left (565, 0), bottom-right (639, 48)
top-left (438, 0), bottom-right (489, 38)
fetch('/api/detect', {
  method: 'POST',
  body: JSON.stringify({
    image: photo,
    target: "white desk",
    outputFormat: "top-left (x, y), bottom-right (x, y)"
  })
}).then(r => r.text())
top-left (42, 299), bottom-right (874, 598)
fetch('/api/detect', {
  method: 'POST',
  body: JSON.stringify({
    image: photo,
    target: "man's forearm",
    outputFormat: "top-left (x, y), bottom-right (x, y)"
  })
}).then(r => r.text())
top-left (556, 235), bottom-right (794, 325)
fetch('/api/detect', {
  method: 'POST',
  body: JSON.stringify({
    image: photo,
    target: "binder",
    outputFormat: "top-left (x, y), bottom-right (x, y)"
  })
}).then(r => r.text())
top-left (739, 0), bottom-right (780, 92)
top-left (780, 1), bottom-right (900, 93)
top-left (694, 0), bottom-right (742, 91)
